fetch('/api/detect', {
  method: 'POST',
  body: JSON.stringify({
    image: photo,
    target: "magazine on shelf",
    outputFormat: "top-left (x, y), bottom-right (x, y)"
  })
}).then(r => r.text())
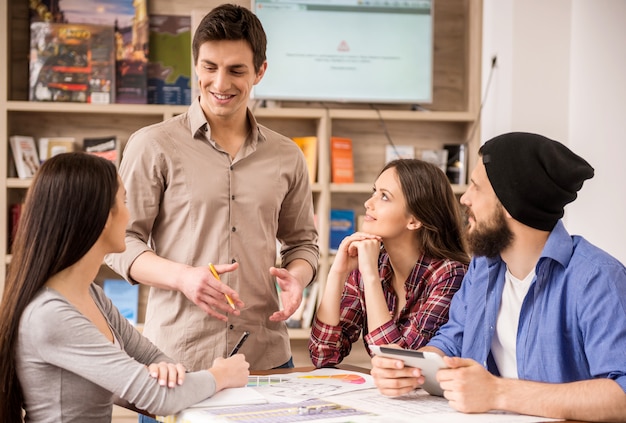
top-left (83, 136), bottom-right (119, 165)
top-left (421, 148), bottom-right (448, 173)
top-left (38, 137), bottom-right (76, 163)
top-left (9, 135), bottom-right (40, 179)
top-left (47, 138), bottom-right (75, 158)
top-left (385, 144), bottom-right (415, 163)
top-left (148, 14), bottom-right (192, 105)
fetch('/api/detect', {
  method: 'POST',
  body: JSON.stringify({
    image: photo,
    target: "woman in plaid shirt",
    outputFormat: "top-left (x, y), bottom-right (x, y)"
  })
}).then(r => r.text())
top-left (309, 159), bottom-right (469, 367)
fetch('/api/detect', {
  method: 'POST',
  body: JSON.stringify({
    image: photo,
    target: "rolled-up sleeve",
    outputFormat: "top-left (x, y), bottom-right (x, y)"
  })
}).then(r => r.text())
top-left (276, 144), bottom-right (319, 280)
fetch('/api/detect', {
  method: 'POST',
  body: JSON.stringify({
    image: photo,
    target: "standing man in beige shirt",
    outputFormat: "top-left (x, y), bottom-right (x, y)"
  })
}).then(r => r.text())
top-left (106, 3), bottom-right (318, 381)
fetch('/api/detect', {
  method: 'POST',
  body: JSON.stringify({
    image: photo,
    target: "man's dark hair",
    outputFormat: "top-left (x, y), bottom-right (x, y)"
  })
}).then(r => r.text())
top-left (192, 4), bottom-right (267, 73)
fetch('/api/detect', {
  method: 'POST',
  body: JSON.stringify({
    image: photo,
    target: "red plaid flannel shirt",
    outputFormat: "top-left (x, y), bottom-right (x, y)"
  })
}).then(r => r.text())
top-left (308, 252), bottom-right (467, 367)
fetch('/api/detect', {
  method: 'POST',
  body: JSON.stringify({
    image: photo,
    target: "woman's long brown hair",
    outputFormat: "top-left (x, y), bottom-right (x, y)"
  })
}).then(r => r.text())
top-left (0, 153), bottom-right (117, 422)
top-left (382, 159), bottom-right (469, 265)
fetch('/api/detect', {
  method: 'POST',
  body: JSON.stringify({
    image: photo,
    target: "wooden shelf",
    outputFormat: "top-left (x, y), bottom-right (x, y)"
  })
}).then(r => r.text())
top-left (6, 177), bottom-right (31, 189)
top-left (6, 100), bottom-right (188, 115)
top-left (328, 109), bottom-right (476, 122)
top-left (330, 182), bottom-right (468, 196)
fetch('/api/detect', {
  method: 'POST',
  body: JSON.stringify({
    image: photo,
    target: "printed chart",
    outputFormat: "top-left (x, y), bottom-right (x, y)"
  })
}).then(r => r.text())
top-left (180, 399), bottom-right (369, 423)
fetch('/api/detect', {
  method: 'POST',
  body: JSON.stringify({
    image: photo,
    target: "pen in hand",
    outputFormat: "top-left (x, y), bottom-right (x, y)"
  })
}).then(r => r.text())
top-left (208, 263), bottom-right (236, 310)
top-left (229, 331), bottom-right (250, 357)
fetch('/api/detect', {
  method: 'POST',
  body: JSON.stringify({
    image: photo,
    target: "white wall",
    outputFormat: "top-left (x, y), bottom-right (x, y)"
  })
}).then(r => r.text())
top-left (481, 0), bottom-right (626, 263)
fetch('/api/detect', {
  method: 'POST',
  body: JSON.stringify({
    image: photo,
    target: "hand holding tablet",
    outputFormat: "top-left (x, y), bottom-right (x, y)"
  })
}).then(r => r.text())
top-left (369, 345), bottom-right (447, 396)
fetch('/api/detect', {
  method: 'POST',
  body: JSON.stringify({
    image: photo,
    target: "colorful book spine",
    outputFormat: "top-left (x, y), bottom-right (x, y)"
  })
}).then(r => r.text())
top-left (292, 136), bottom-right (318, 184)
top-left (330, 137), bottom-right (354, 183)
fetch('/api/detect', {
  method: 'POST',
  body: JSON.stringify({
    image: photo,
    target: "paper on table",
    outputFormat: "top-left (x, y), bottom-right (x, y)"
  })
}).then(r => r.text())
top-left (180, 398), bottom-right (370, 423)
top-left (251, 368), bottom-right (375, 404)
top-left (185, 386), bottom-right (267, 409)
top-left (322, 388), bottom-right (563, 423)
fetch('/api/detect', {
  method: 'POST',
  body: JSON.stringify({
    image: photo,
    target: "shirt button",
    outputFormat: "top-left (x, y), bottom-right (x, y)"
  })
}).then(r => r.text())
top-left (231, 195), bottom-right (235, 200)
top-left (230, 165), bottom-right (233, 171)
top-left (229, 324), bottom-right (234, 330)
top-left (232, 227), bottom-right (236, 232)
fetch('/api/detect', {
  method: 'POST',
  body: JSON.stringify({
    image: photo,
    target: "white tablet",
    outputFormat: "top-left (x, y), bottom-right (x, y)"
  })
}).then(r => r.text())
top-left (369, 345), bottom-right (447, 396)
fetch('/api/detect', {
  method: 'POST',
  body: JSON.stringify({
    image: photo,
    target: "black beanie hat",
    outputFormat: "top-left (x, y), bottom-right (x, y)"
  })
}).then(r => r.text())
top-left (479, 132), bottom-right (594, 231)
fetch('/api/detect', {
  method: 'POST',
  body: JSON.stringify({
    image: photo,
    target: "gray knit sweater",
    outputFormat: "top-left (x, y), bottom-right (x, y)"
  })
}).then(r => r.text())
top-left (17, 284), bottom-right (216, 422)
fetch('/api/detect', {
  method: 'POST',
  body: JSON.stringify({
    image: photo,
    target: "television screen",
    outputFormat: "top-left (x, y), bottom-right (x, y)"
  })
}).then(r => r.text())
top-left (252, 0), bottom-right (433, 105)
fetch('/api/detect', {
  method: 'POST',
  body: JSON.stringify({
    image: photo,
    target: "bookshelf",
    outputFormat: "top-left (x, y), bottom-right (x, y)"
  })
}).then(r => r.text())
top-left (0, 0), bottom-right (482, 340)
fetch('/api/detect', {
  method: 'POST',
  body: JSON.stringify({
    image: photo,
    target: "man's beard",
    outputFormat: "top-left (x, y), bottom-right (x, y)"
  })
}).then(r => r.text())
top-left (466, 205), bottom-right (513, 258)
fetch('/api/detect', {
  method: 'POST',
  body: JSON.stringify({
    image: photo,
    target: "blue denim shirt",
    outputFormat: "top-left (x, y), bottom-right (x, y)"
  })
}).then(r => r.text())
top-left (428, 221), bottom-right (626, 392)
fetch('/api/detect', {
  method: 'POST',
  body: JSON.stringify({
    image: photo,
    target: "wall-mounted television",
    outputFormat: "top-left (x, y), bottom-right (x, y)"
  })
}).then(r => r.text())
top-left (251, 0), bottom-right (434, 105)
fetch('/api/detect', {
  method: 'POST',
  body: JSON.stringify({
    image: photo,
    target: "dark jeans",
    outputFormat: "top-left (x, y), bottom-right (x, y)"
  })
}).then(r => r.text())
top-left (273, 356), bottom-right (294, 369)
top-left (138, 415), bottom-right (158, 423)
top-left (137, 357), bottom-right (294, 422)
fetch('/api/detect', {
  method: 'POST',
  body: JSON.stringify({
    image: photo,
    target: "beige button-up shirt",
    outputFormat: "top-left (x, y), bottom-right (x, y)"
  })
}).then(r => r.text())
top-left (106, 99), bottom-right (319, 370)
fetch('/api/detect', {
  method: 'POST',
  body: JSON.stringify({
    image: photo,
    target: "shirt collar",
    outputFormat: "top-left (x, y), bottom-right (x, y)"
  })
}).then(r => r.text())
top-left (189, 98), bottom-right (208, 138)
top-left (538, 220), bottom-right (573, 269)
top-left (245, 108), bottom-right (265, 147)
top-left (188, 98), bottom-right (265, 148)
top-left (485, 219), bottom-right (573, 270)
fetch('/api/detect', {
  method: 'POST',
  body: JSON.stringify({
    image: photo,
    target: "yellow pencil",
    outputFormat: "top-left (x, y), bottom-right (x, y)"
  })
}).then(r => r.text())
top-left (208, 263), bottom-right (236, 310)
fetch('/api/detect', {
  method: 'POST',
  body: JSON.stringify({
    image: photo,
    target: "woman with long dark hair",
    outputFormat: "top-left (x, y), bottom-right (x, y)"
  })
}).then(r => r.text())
top-left (309, 159), bottom-right (469, 367)
top-left (0, 153), bottom-right (249, 422)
